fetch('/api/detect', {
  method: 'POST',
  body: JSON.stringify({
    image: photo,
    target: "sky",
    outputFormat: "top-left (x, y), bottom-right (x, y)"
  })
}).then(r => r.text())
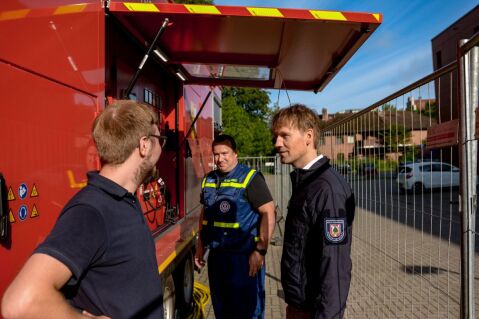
top-left (214, 0), bottom-right (478, 114)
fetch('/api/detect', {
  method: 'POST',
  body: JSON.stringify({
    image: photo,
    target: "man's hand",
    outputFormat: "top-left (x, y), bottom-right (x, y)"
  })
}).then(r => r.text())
top-left (248, 251), bottom-right (264, 277)
top-left (194, 239), bottom-right (205, 270)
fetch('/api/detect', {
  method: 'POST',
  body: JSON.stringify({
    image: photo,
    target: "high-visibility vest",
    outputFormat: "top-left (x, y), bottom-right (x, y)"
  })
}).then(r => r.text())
top-left (201, 163), bottom-right (259, 252)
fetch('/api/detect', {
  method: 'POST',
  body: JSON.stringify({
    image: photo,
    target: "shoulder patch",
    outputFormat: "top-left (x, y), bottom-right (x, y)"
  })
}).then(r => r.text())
top-left (324, 218), bottom-right (346, 244)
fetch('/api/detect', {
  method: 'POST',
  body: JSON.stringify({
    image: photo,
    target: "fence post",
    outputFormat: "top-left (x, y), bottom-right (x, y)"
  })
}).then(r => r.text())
top-left (459, 38), bottom-right (478, 319)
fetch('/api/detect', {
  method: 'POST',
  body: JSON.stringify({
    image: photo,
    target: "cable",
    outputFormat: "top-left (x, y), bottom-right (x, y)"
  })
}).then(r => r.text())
top-left (187, 281), bottom-right (211, 319)
top-left (276, 69), bottom-right (291, 106)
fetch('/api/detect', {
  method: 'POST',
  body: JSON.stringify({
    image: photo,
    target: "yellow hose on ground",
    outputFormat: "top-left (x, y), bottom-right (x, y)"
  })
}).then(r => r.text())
top-left (187, 281), bottom-right (211, 319)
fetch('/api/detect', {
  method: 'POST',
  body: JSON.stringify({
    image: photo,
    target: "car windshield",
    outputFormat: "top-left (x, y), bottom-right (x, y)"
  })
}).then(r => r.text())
top-left (399, 167), bottom-right (412, 174)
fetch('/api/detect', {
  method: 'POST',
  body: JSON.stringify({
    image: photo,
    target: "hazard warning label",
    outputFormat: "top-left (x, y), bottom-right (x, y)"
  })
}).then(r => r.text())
top-left (9, 209), bottom-right (16, 223)
top-left (8, 187), bottom-right (15, 201)
top-left (31, 204), bottom-right (39, 218)
top-left (31, 184), bottom-right (39, 197)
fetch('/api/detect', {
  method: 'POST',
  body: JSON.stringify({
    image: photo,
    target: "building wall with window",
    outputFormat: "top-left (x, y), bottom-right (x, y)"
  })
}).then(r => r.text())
top-left (431, 5), bottom-right (479, 123)
top-left (319, 135), bottom-right (355, 161)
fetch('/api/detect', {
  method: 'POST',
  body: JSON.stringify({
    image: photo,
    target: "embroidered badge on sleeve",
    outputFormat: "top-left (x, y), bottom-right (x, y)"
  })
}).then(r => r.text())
top-left (324, 218), bottom-right (346, 244)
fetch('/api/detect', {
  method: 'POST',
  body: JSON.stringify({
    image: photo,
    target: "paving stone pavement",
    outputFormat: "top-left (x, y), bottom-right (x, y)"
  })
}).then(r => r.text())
top-left (194, 237), bottom-right (287, 319)
top-left (194, 207), bottom-right (479, 318)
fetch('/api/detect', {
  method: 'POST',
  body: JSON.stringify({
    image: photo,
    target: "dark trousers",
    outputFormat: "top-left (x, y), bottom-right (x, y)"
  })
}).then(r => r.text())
top-left (286, 304), bottom-right (311, 319)
top-left (208, 251), bottom-right (265, 319)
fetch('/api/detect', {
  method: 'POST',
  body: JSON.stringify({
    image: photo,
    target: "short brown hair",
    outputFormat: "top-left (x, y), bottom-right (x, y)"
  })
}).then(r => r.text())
top-left (272, 104), bottom-right (320, 148)
top-left (92, 100), bottom-right (159, 165)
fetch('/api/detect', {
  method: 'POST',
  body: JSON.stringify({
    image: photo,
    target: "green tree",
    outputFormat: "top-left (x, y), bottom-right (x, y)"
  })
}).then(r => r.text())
top-left (381, 103), bottom-right (397, 111)
top-left (379, 124), bottom-right (411, 152)
top-left (221, 89), bottom-right (274, 156)
top-left (222, 87), bottom-right (272, 121)
top-left (421, 101), bottom-right (437, 118)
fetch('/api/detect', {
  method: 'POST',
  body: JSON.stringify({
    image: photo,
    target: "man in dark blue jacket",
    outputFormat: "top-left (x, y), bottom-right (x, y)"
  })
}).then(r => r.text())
top-left (272, 104), bottom-right (355, 319)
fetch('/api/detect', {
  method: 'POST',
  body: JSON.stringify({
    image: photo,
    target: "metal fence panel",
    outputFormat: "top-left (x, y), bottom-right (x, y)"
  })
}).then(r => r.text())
top-left (238, 156), bottom-right (292, 227)
top-left (318, 35), bottom-right (479, 318)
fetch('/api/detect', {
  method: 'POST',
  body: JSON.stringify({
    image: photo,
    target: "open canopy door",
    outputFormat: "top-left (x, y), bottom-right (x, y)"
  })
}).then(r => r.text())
top-left (108, 2), bottom-right (381, 92)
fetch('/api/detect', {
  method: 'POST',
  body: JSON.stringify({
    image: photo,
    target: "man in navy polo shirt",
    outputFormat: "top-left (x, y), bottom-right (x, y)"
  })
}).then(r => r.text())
top-left (2, 100), bottom-right (165, 319)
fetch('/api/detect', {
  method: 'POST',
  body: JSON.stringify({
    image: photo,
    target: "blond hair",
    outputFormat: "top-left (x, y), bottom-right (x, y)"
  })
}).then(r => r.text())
top-left (92, 100), bottom-right (159, 164)
top-left (272, 104), bottom-right (320, 148)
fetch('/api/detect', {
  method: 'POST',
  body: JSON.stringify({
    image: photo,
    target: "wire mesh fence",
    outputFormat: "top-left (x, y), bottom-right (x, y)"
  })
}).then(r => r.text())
top-left (319, 34), bottom-right (478, 318)
top-left (238, 156), bottom-right (292, 226)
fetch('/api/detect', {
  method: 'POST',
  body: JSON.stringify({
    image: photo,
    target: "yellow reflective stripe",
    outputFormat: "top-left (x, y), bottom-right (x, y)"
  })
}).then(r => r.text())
top-left (202, 220), bottom-right (240, 228)
top-left (185, 4), bottom-right (221, 14)
top-left (0, 9), bottom-right (29, 21)
top-left (53, 4), bottom-right (87, 15)
top-left (158, 233), bottom-right (194, 273)
top-left (247, 7), bottom-right (283, 17)
top-left (201, 177), bottom-right (206, 188)
top-left (218, 169), bottom-right (256, 188)
top-left (254, 236), bottom-right (260, 242)
top-left (123, 2), bottom-right (159, 12)
top-left (219, 181), bottom-right (244, 188)
top-left (309, 10), bottom-right (346, 21)
top-left (214, 222), bottom-right (240, 228)
top-left (203, 169), bottom-right (256, 189)
top-left (242, 169), bottom-right (256, 187)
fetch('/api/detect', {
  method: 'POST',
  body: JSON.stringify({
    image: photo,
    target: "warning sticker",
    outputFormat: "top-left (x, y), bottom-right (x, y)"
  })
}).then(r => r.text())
top-left (31, 204), bottom-right (39, 218)
top-left (30, 184), bottom-right (39, 197)
top-left (9, 209), bottom-right (16, 223)
top-left (8, 187), bottom-right (15, 201)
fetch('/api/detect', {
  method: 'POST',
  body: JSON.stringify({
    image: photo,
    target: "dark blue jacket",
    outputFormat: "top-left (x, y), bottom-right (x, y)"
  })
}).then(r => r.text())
top-left (281, 157), bottom-right (355, 319)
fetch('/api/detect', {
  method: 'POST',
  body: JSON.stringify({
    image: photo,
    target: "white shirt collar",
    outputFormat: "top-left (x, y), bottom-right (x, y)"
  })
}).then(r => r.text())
top-left (303, 154), bottom-right (324, 170)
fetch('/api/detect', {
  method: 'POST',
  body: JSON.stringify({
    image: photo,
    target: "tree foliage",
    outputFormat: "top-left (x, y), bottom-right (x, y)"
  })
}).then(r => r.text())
top-left (381, 103), bottom-right (397, 111)
top-left (221, 88), bottom-right (274, 156)
top-left (222, 87), bottom-right (272, 121)
top-left (421, 101), bottom-right (437, 118)
top-left (379, 124), bottom-right (411, 152)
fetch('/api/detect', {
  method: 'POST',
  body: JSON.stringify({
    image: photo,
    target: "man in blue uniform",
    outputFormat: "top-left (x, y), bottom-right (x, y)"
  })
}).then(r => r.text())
top-left (272, 104), bottom-right (355, 319)
top-left (2, 100), bottom-right (164, 319)
top-left (195, 134), bottom-right (275, 319)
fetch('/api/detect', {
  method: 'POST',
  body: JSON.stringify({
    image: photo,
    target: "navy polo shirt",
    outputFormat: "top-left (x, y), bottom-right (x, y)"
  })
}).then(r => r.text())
top-left (35, 172), bottom-right (164, 319)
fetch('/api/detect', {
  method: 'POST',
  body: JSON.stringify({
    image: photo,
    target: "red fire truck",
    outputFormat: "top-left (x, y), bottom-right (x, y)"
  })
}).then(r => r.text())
top-left (0, 1), bottom-right (380, 317)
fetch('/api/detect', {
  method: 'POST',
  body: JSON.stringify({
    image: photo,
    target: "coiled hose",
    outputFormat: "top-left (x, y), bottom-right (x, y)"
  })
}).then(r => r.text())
top-left (187, 281), bottom-right (211, 319)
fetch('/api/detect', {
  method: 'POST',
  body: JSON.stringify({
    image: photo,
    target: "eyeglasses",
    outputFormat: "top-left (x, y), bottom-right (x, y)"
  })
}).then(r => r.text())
top-left (149, 134), bottom-right (167, 148)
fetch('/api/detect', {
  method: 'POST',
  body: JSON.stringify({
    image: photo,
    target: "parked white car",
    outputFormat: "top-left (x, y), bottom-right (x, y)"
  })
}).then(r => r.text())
top-left (396, 162), bottom-right (460, 192)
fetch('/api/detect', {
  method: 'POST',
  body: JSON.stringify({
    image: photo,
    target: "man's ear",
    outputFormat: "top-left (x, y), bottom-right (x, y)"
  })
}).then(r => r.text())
top-left (306, 128), bottom-right (314, 146)
top-left (138, 136), bottom-right (150, 157)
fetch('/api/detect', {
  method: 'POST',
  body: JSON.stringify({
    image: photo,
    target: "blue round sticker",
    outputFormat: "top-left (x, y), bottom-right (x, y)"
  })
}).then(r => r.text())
top-left (18, 205), bottom-right (28, 221)
top-left (18, 183), bottom-right (28, 200)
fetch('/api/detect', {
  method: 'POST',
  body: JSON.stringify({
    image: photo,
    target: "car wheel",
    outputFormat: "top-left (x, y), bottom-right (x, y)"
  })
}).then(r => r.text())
top-left (413, 182), bottom-right (424, 193)
top-left (174, 252), bottom-right (194, 317)
top-left (163, 274), bottom-right (176, 319)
